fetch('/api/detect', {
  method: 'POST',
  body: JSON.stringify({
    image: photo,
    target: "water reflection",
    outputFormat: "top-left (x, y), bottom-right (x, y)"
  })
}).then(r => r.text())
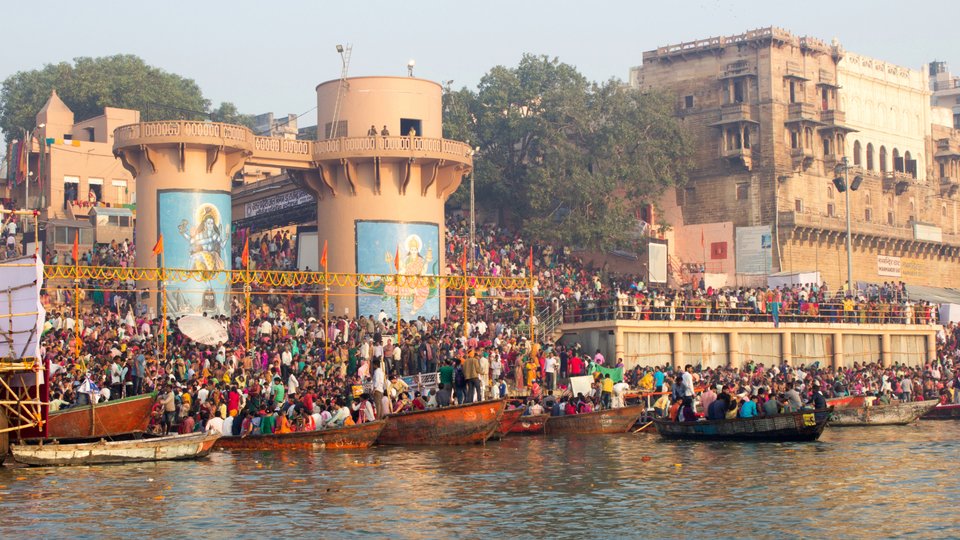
top-left (1, 423), bottom-right (957, 538)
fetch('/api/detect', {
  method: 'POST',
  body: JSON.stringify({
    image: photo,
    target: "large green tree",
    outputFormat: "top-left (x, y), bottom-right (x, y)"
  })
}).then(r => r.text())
top-left (444, 54), bottom-right (689, 251)
top-left (0, 55), bottom-right (255, 138)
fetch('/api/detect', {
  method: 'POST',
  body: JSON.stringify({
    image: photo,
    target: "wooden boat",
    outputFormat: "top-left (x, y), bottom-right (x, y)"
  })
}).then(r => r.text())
top-left (11, 431), bottom-right (220, 466)
top-left (42, 393), bottom-right (157, 441)
top-left (654, 408), bottom-right (832, 442)
top-left (215, 420), bottom-right (386, 450)
top-left (494, 408), bottom-right (524, 438)
top-left (920, 402), bottom-right (960, 420)
top-left (509, 413), bottom-right (549, 434)
top-left (544, 404), bottom-right (644, 435)
top-left (377, 399), bottom-right (505, 446)
top-left (830, 399), bottom-right (939, 426)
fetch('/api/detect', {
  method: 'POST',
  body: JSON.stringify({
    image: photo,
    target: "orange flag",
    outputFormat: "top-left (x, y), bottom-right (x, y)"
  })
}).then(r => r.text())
top-left (528, 246), bottom-right (534, 273)
top-left (394, 245), bottom-right (400, 273)
top-left (241, 236), bottom-right (250, 268)
top-left (72, 231), bottom-right (79, 264)
top-left (460, 249), bottom-right (467, 272)
top-left (152, 233), bottom-right (164, 256)
top-left (320, 240), bottom-right (328, 269)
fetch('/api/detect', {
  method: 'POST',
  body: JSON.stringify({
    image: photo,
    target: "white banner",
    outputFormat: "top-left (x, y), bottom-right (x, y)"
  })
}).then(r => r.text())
top-left (0, 256), bottom-right (46, 360)
top-left (877, 255), bottom-right (901, 277)
top-left (648, 242), bottom-right (668, 283)
top-left (244, 189), bottom-right (315, 218)
top-left (913, 223), bottom-right (942, 243)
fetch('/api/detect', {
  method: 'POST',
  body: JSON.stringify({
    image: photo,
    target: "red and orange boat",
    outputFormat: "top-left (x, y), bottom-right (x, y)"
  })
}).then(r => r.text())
top-left (41, 392), bottom-right (157, 441)
top-left (509, 413), bottom-right (548, 435)
top-left (377, 399), bottom-right (506, 446)
top-left (215, 420), bottom-right (386, 450)
top-left (544, 404), bottom-right (644, 435)
top-left (494, 407), bottom-right (524, 438)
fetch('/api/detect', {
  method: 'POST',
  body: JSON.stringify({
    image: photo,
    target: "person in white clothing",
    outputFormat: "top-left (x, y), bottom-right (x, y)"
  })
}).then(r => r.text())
top-left (206, 412), bottom-right (224, 434)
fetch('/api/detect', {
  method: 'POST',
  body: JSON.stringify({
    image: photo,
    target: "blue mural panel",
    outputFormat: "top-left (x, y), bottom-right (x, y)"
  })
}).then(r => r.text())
top-left (158, 190), bottom-right (232, 317)
top-left (356, 221), bottom-right (440, 320)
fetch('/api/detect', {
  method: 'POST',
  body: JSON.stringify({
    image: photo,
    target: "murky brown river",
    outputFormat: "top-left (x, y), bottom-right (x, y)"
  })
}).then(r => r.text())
top-left (1, 422), bottom-right (957, 538)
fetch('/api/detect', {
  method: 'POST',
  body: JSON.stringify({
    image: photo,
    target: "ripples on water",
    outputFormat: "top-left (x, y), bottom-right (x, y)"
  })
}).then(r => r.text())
top-left (1, 423), bottom-right (957, 539)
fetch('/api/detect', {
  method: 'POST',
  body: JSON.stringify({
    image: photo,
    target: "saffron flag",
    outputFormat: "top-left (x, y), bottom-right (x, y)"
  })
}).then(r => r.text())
top-left (700, 228), bottom-right (705, 248)
top-left (152, 233), bottom-right (164, 256)
top-left (72, 231), bottom-right (79, 264)
top-left (460, 249), bottom-right (467, 271)
top-left (528, 246), bottom-right (534, 272)
top-left (320, 240), bottom-right (328, 269)
top-left (394, 245), bottom-right (400, 273)
top-left (241, 236), bottom-right (250, 268)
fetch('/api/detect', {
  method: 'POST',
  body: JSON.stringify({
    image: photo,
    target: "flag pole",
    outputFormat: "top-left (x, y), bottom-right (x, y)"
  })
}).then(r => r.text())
top-left (395, 244), bottom-right (401, 345)
top-left (323, 240), bottom-right (329, 357)
top-left (161, 247), bottom-right (167, 361)
top-left (462, 254), bottom-right (468, 339)
top-left (528, 247), bottom-right (534, 344)
top-left (245, 238), bottom-right (251, 356)
top-left (73, 232), bottom-right (81, 366)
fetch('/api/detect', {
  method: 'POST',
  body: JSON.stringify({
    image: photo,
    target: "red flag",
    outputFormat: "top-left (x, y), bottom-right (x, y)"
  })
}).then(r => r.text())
top-left (320, 240), bottom-right (328, 269)
top-left (152, 233), bottom-right (164, 256)
top-left (528, 246), bottom-right (534, 272)
top-left (700, 228), bottom-right (705, 248)
top-left (394, 245), bottom-right (400, 273)
top-left (241, 236), bottom-right (250, 268)
top-left (72, 231), bottom-right (79, 264)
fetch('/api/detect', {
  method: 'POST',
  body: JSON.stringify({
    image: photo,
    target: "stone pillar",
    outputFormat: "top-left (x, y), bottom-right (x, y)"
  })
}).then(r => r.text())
top-left (728, 330), bottom-right (740, 369)
top-left (833, 331), bottom-right (845, 369)
top-left (672, 331), bottom-right (684, 371)
top-left (781, 330), bottom-right (792, 367)
top-left (881, 332), bottom-right (892, 368)
top-left (927, 332), bottom-right (938, 364)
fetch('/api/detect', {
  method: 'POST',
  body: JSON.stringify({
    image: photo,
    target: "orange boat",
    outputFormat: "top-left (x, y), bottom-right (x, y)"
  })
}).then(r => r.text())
top-left (215, 420), bottom-right (386, 450)
top-left (41, 393), bottom-right (157, 441)
top-left (827, 396), bottom-right (866, 409)
top-left (377, 399), bottom-right (506, 446)
top-left (509, 413), bottom-right (548, 435)
top-left (494, 408), bottom-right (524, 438)
top-left (544, 404), bottom-right (644, 435)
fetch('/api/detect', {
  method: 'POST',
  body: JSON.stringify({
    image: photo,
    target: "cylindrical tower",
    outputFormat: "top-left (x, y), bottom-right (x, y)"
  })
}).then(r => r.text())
top-left (114, 121), bottom-right (253, 317)
top-left (303, 76), bottom-right (472, 319)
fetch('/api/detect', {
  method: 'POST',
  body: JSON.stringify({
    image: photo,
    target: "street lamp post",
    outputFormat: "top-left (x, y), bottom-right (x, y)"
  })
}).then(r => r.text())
top-left (833, 157), bottom-right (862, 295)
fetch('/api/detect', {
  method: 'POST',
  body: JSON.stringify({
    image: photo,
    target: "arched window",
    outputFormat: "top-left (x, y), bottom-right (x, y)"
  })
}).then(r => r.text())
top-left (865, 191), bottom-right (872, 205)
top-left (905, 151), bottom-right (915, 178)
top-left (893, 148), bottom-right (902, 173)
top-left (880, 146), bottom-right (887, 173)
top-left (827, 186), bottom-right (834, 199)
top-left (866, 143), bottom-right (874, 171)
top-left (853, 140), bottom-right (862, 166)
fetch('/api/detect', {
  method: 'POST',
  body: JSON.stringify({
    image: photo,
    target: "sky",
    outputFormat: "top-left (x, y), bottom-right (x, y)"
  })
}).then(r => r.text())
top-left (1, 0), bottom-right (958, 127)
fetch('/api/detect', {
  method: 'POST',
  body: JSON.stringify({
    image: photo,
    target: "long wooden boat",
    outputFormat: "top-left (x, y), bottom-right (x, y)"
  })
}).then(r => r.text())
top-left (654, 408), bottom-right (832, 442)
top-left (830, 399), bottom-right (939, 426)
top-left (377, 399), bottom-right (505, 446)
top-left (509, 413), bottom-right (549, 434)
top-left (42, 392), bottom-right (157, 441)
top-left (544, 405), bottom-right (644, 435)
top-left (494, 408), bottom-right (524, 438)
top-left (214, 420), bottom-right (386, 450)
top-left (12, 432), bottom-right (220, 466)
top-left (920, 402), bottom-right (960, 420)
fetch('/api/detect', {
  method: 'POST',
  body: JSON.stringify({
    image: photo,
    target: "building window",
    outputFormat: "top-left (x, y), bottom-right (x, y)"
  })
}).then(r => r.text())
top-left (822, 137), bottom-right (832, 156)
top-left (112, 179), bottom-right (128, 205)
top-left (866, 143), bottom-right (874, 171)
top-left (736, 183), bottom-right (748, 200)
top-left (790, 130), bottom-right (801, 149)
top-left (865, 208), bottom-right (873, 222)
top-left (827, 186), bottom-right (834, 199)
top-left (804, 128), bottom-right (813, 149)
top-left (323, 120), bottom-right (348, 139)
top-left (684, 95), bottom-right (694, 108)
top-left (64, 176), bottom-right (80, 205)
top-left (84, 127), bottom-right (95, 142)
top-left (880, 146), bottom-right (887, 173)
top-left (795, 199), bottom-right (804, 213)
top-left (88, 178), bottom-right (103, 204)
top-left (683, 186), bottom-right (695, 205)
top-left (732, 80), bottom-right (745, 104)
top-left (853, 141), bottom-right (862, 166)
top-left (827, 203), bottom-right (836, 217)
top-left (865, 191), bottom-right (872, 205)
top-left (887, 211), bottom-right (895, 225)
top-left (55, 226), bottom-right (90, 245)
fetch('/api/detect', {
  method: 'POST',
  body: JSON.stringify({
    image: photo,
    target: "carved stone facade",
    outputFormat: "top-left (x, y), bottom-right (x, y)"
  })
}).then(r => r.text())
top-left (631, 27), bottom-right (960, 289)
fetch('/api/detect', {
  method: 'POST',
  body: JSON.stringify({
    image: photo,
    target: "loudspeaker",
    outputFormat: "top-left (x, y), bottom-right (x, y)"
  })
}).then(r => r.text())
top-left (832, 177), bottom-right (846, 193)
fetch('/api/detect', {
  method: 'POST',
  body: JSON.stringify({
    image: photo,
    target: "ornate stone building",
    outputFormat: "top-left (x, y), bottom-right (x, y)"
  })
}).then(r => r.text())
top-left (631, 27), bottom-right (960, 290)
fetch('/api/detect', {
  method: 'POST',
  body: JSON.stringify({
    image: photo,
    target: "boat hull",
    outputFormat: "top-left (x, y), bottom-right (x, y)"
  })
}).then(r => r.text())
top-left (377, 400), bottom-right (505, 446)
top-left (544, 405), bottom-right (644, 435)
top-left (826, 396), bottom-right (866, 409)
top-left (494, 408), bottom-right (524, 438)
top-left (215, 421), bottom-right (386, 450)
top-left (920, 403), bottom-right (960, 420)
top-left (12, 432), bottom-right (219, 466)
top-left (43, 393), bottom-right (156, 441)
top-left (509, 414), bottom-right (549, 434)
top-left (830, 400), bottom-right (939, 426)
top-left (654, 409), bottom-right (831, 442)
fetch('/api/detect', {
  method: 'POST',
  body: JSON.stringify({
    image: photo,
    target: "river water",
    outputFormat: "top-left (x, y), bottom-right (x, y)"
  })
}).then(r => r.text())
top-left (1, 422), bottom-right (957, 539)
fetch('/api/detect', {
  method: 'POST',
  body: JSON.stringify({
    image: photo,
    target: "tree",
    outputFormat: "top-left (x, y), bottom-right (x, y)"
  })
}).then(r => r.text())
top-left (0, 55), bottom-right (212, 138)
top-left (444, 54), bottom-right (690, 250)
top-left (210, 102), bottom-right (256, 129)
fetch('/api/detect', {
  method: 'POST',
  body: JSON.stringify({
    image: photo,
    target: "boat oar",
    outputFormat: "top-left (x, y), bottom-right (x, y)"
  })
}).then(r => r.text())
top-left (632, 421), bottom-right (653, 434)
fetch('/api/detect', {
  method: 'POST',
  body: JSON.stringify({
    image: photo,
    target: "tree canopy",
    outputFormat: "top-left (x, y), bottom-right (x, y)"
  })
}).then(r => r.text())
top-left (444, 54), bottom-right (689, 251)
top-left (0, 54), bottom-right (254, 137)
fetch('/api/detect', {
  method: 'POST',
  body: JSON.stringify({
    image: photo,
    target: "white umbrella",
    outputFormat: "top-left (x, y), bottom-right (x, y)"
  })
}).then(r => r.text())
top-left (177, 315), bottom-right (228, 346)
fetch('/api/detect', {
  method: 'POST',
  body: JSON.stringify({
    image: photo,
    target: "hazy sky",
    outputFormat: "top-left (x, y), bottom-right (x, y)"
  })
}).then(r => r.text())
top-left (2, 0), bottom-right (958, 126)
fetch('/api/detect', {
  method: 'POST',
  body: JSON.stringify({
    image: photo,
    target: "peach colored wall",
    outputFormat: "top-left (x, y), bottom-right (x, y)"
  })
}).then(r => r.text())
top-left (315, 77), bottom-right (443, 139)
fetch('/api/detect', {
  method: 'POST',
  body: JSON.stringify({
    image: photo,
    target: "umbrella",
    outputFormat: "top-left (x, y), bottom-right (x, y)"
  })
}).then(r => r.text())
top-left (177, 315), bottom-right (228, 346)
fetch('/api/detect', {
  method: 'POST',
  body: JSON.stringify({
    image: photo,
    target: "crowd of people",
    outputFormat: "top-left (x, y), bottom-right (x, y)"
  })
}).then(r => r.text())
top-left (31, 214), bottom-right (960, 439)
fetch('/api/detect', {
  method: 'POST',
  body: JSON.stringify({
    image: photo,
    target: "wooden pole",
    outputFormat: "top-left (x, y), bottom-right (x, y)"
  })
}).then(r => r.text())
top-left (462, 264), bottom-right (468, 339)
top-left (529, 273), bottom-right (535, 343)
top-left (395, 274), bottom-right (401, 345)
top-left (161, 250), bottom-right (167, 361)
top-left (245, 255), bottom-right (251, 355)
top-left (323, 255), bottom-right (329, 358)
